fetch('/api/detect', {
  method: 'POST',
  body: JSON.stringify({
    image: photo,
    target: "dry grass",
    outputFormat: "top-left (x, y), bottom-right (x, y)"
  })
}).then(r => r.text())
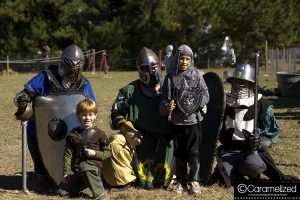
top-left (0, 68), bottom-right (299, 200)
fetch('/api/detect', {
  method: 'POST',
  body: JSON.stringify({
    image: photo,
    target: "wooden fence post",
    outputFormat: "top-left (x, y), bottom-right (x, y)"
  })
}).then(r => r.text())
top-left (6, 55), bottom-right (9, 75)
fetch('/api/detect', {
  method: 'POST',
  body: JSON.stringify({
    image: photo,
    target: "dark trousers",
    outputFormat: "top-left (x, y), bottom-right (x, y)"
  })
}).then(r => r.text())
top-left (172, 123), bottom-right (202, 182)
top-left (215, 145), bottom-right (297, 187)
top-left (27, 121), bottom-right (46, 175)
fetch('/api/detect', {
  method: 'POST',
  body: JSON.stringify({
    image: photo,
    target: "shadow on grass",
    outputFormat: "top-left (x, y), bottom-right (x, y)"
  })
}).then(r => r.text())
top-left (0, 172), bottom-right (58, 195)
top-left (266, 96), bottom-right (300, 121)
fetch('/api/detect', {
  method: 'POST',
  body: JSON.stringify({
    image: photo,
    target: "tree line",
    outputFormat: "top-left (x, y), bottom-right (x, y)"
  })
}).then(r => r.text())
top-left (0, 0), bottom-right (299, 69)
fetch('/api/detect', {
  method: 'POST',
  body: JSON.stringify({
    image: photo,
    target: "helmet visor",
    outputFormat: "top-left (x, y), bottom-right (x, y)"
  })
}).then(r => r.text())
top-left (60, 59), bottom-right (84, 83)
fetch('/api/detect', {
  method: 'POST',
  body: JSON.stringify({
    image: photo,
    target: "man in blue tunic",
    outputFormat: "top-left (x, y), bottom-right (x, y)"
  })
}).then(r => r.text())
top-left (14, 44), bottom-right (96, 178)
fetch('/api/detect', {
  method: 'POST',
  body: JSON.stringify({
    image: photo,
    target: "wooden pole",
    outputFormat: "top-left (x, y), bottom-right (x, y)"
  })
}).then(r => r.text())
top-left (283, 45), bottom-right (286, 72)
top-left (265, 40), bottom-right (268, 72)
top-left (158, 49), bottom-right (162, 73)
top-left (6, 55), bottom-right (9, 75)
top-left (98, 50), bottom-right (107, 79)
top-left (103, 51), bottom-right (107, 75)
top-left (207, 45), bottom-right (210, 68)
top-left (275, 48), bottom-right (279, 72)
top-left (92, 49), bottom-right (96, 73)
top-left (98, 52), bottom-right (103, 79)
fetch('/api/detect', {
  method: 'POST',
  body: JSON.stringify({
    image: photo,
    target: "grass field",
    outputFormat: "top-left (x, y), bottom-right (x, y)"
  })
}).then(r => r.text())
top-left (0, 68), bottom-right (299, 200)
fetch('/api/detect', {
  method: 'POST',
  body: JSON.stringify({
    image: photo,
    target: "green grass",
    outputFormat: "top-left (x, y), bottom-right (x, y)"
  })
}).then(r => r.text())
top-left (0, 69), bottom-right (299, 200)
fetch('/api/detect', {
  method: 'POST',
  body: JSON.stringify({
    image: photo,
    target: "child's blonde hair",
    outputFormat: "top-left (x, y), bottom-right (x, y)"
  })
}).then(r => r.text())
top-left (76, 99), bottom-right (97, 116)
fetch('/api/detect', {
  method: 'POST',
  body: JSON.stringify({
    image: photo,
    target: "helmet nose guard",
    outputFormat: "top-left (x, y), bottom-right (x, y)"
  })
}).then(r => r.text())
top-left (136, 47), bottom-right (160, 87)
top-left (136, 47), bottom-right (159, 70)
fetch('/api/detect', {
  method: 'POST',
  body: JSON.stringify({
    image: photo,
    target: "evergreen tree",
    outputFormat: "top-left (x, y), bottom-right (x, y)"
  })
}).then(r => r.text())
top-left (0, 0), bottom-right (299, 68)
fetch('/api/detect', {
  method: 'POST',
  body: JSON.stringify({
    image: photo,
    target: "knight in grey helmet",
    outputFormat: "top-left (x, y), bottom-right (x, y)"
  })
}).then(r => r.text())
top-left (164, 44), bottom-right (175, 75)
top-left (211, 64), bottom-right (297, 187)
top-left (221, 36), bottom-right (236, 67)
top-left (136, 47), bottom-right (161, 88)
top-left (59, 44), bottom-right (85, 89)
top-left (227, 64), bottom-right (255, 100)
top-left (106, 47), bottom-right (175, 189)
top-left (14, 44), bottom-right (95, 178)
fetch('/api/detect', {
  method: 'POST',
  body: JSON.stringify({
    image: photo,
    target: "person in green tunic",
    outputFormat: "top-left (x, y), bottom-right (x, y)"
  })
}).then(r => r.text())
top-left (105, 47), bottom-right (175, 190)
top-left (57, 99), bottom-right (112, 200)
top-left (212, 64), bottom-right (298, 187)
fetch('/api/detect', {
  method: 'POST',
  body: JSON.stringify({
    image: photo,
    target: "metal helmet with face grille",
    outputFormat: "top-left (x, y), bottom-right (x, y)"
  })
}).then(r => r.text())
top-left (227, 64), bottom-right (255, 99)
top-left (59, 44), bottom-right (84, 88)
top-left (136, 47), bottom-right (161, 87)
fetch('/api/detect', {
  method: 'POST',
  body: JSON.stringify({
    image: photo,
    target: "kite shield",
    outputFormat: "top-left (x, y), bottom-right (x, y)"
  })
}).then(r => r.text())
top-left (176, 87), bottom-right (203, 116)
top-left (199, 72), bottom-right (225, 185)
top-left (34, 92), bottom-right (87, 185)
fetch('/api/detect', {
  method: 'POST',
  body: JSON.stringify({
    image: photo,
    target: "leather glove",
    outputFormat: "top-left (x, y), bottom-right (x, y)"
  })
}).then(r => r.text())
top-left (14, 90), bottom-right (31, 109)
top-left (248, 134), bottom-right (261, 151)
top-left (17, 96), bottom-right (29, 109)
top-left (120, 121), bottom-right (143, 146)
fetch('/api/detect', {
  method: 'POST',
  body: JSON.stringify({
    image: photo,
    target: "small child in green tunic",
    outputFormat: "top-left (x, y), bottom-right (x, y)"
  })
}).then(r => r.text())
top-left (57, 98), bottom-right (112, 200)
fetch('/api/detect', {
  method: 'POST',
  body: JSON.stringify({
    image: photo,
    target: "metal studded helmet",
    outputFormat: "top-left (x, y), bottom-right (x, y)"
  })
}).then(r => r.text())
top-left (59, 44), bottom-right (85, 86)
top-left (136, 47), bottom-right (161, 88)
top-left (227, 64), bottom-right (255, 99)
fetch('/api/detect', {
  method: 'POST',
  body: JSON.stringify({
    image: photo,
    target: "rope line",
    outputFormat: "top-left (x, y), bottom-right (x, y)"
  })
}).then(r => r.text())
top-left (0, 49), bottom-right (105, 64)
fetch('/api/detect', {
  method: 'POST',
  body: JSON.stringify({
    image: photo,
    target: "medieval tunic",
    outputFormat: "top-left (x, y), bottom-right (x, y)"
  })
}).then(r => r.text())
top-left (102, 133), bottom-right (136, 187)
top-left (62, 126), bottom-right (111, 197)
top-left (106, 80), bottom-right (174, 189)
top-left (219, 94), bottom-right (279, 146)
top-left (216, 94), bottom-right (282, 186)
